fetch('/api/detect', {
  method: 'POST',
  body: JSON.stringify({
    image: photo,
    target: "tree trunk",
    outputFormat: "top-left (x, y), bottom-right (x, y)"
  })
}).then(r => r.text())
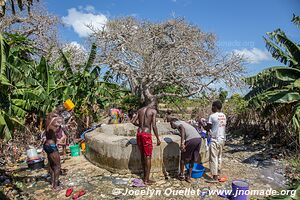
top-left (142, 88), bottom-right (156, 106)
top-left (86, 116), bottom-right (90, 128)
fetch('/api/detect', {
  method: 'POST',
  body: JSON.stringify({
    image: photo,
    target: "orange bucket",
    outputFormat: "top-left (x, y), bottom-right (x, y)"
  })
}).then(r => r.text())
top-left (64, 99), bottom-right (75, 111)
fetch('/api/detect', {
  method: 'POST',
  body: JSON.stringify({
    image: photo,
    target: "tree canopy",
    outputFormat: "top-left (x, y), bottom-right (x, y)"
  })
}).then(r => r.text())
top-left (92, 17), bottom-right (245, 104)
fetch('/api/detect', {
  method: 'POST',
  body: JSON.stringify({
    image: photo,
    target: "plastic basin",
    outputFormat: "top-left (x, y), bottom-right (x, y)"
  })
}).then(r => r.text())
top-left (70, 144), bottom-right (80, 157)
top-left (185, 163), bottom-right (205, 178)
top-left (27, 158), bottom-right (45, 170)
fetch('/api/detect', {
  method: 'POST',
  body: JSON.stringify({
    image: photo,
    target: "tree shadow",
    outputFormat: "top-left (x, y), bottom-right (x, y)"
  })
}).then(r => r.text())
top-left (127, 138), bottom-right (143, 179)
top-left (162, 137), bottom-right (180, 178)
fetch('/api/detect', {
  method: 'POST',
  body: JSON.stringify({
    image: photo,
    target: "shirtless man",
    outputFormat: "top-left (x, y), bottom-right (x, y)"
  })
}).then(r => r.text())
top-left (131, 100), bottom-right (161, 185)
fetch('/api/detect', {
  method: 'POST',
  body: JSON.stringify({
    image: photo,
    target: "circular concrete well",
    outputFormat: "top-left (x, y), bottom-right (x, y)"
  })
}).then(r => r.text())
top-left (84, 122), bottom-right (181, 175)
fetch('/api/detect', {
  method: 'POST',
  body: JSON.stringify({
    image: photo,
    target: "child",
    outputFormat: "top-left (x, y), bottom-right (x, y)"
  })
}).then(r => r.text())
top-left (207, 100), bottom-right (226, 183)
top-left (44, 126), bottom-right (61, 189)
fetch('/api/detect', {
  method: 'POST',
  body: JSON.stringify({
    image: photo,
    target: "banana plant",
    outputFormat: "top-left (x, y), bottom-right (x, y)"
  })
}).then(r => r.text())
top-left (0, 33), bottom-right (34, 141)
top-left (59, 43), bottom-right (131, 126)
top-left (245, 15), bottom-right (300, 144)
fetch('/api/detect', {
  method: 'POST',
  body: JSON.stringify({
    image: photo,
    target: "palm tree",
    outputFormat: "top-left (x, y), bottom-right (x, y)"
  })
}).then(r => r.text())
top-left (245, 14), bottom-right (300, 145)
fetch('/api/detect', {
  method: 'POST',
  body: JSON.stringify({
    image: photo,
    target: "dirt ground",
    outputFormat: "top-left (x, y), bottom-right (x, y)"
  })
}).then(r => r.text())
top-left (0, 137), bottom-right (292, 200)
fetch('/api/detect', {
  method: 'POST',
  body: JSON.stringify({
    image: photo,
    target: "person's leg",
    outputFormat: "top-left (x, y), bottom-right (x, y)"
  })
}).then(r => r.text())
top-left (186, 161), bottom-right (193, 183)
top-left (137, 133), bottom-right (146, 179)
top-left (179, 158), bottom-right (185, 180)
top-left (50, 152), bottom-right (61, 189)
top-left (209, 141), bottom-right (219, 180)
top-left (48, 156), bottom-right (54, 185)
top-left (217, 141), bottom-right (224, 175)
top-left (141, 154), bottom-right (145, 178)
top-left (143, 134), bottom-right (154, 184)
top-left (144, 156), bottom-right (155, 185)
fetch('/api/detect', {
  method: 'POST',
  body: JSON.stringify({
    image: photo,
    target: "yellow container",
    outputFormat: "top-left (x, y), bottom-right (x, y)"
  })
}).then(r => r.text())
top-left (64, 99), bottom-right (75, 111)
top-left (80, 142), bottom-right (86, 151)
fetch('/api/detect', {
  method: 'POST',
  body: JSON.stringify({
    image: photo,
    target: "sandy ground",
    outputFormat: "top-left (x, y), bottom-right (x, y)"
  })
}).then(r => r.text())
top-left (0, 138), bottom-right (290, 200)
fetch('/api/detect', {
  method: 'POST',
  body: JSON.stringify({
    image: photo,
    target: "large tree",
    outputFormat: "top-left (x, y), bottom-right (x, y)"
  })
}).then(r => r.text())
top-left (0, 0), bottom-right (39, 17)
top-left (0, 1), bottom-right (60, 60)
top-left (92, 17), bottom-right (245, 104)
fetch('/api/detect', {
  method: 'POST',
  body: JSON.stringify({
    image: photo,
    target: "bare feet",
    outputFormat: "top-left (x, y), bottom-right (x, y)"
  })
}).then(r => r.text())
top-left (60, 169), bottom-right (68, 175)
top-left (185, 177), bottom-right (192, 183)
top-left (205, 175), bottom-right (219, 183)
top-left (52, 185), bottom-right (63, 191)
top-left (213, 175), bottom-right (219, 181)
top-left (144, 180), bottom-right (155, 185)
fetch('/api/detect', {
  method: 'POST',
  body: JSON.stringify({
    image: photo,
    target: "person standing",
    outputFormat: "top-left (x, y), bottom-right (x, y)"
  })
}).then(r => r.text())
top-left (131, 100), bottom-right (161, 185)
top-left (207, 100), bottom-right (226, 182)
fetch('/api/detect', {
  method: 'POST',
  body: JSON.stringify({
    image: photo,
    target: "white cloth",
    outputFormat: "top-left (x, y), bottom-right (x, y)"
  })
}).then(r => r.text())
top-left (208, 112), bottom-right (226, 142)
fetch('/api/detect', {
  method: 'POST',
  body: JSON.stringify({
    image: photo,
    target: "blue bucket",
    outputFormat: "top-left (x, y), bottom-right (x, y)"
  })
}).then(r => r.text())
top-left (185, 163), bottom-right (205, 178)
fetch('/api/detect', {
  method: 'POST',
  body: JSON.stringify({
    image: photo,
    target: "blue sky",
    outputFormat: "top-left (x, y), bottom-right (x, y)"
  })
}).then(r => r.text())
top-left (45, 0), bottom-right (299, 76)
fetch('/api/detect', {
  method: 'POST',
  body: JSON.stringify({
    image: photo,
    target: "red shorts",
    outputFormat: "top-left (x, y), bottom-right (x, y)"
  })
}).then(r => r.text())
top-left (137, 132), bottom-right (153, 157)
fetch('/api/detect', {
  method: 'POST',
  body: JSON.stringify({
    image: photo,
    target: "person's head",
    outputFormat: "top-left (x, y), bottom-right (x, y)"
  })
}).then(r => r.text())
top-left (169, 117), bottom-right (179, 129)
top-left (46, 114), bottom-right (63, 132)
top-left (212, 100), bottom-right (222, 113)
top-left (128, 109), bottom-right (135, 119)
top-left (148, 97), bottom-right (158, 110)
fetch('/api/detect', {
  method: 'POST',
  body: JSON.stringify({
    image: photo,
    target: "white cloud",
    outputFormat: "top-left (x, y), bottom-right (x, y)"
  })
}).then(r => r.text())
top-left (62, 8), bottom-right (107, 38)
top-left (233, 48), bottom-right (271, 64)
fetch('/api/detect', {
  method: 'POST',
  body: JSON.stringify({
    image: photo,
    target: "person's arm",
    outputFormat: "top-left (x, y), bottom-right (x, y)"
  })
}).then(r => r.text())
top-left (207, 115), bottom-right (213, 131)
top-left (152, 110), bottom-right (161, 146)
top-left (178, 125), bottom-right (186, 151)
top-left (131, 112), bottom-right (139, 126)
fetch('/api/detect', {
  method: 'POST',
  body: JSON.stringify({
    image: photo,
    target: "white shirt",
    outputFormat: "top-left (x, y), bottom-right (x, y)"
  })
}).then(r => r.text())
top-left (208, 112), bottom-right (226, 142)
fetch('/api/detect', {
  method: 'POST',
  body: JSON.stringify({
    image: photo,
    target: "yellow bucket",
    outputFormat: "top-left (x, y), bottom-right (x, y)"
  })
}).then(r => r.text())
top-left (64, 99), bottom-right (75, 111)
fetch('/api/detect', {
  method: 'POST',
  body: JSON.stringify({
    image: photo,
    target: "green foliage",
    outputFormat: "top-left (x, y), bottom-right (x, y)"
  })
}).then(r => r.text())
top-left (224, 93), bottom-right (248, 114)
top-left (58, 44), bottom-right (131, 126)
top-left (0, 32), bottom-right (132, 140)
top-left (156, 85), bottom-right (187, 110)
top-left (245, 15), bottom-right (300, 145)
top-left (0, 33), bottom-right (33, 141)
top-left (218, 88), bottom-right (228, 103)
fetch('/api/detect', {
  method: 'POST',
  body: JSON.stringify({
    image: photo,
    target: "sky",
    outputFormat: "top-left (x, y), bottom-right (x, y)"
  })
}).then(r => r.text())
top-left (45, 0), bottom-right (300, 77)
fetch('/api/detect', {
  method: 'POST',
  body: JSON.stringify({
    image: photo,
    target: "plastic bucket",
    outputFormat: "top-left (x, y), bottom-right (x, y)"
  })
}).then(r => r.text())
top-left (185, 163), bottom-right (205, 178)
top-left (80, 142), bottom-right (86, 151)
top-left (64, 99), bottom-right (75, 111)
top-left (26, 148), bottom-right (39, 160)
top-left (70, 144), bottom-right (80, 157)
top-left (219, 180), bottom-right (249, 200)
top-left (231, 180), bottom-right (249, 200)
top-left (27, 158), bottom-right (45, 170)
